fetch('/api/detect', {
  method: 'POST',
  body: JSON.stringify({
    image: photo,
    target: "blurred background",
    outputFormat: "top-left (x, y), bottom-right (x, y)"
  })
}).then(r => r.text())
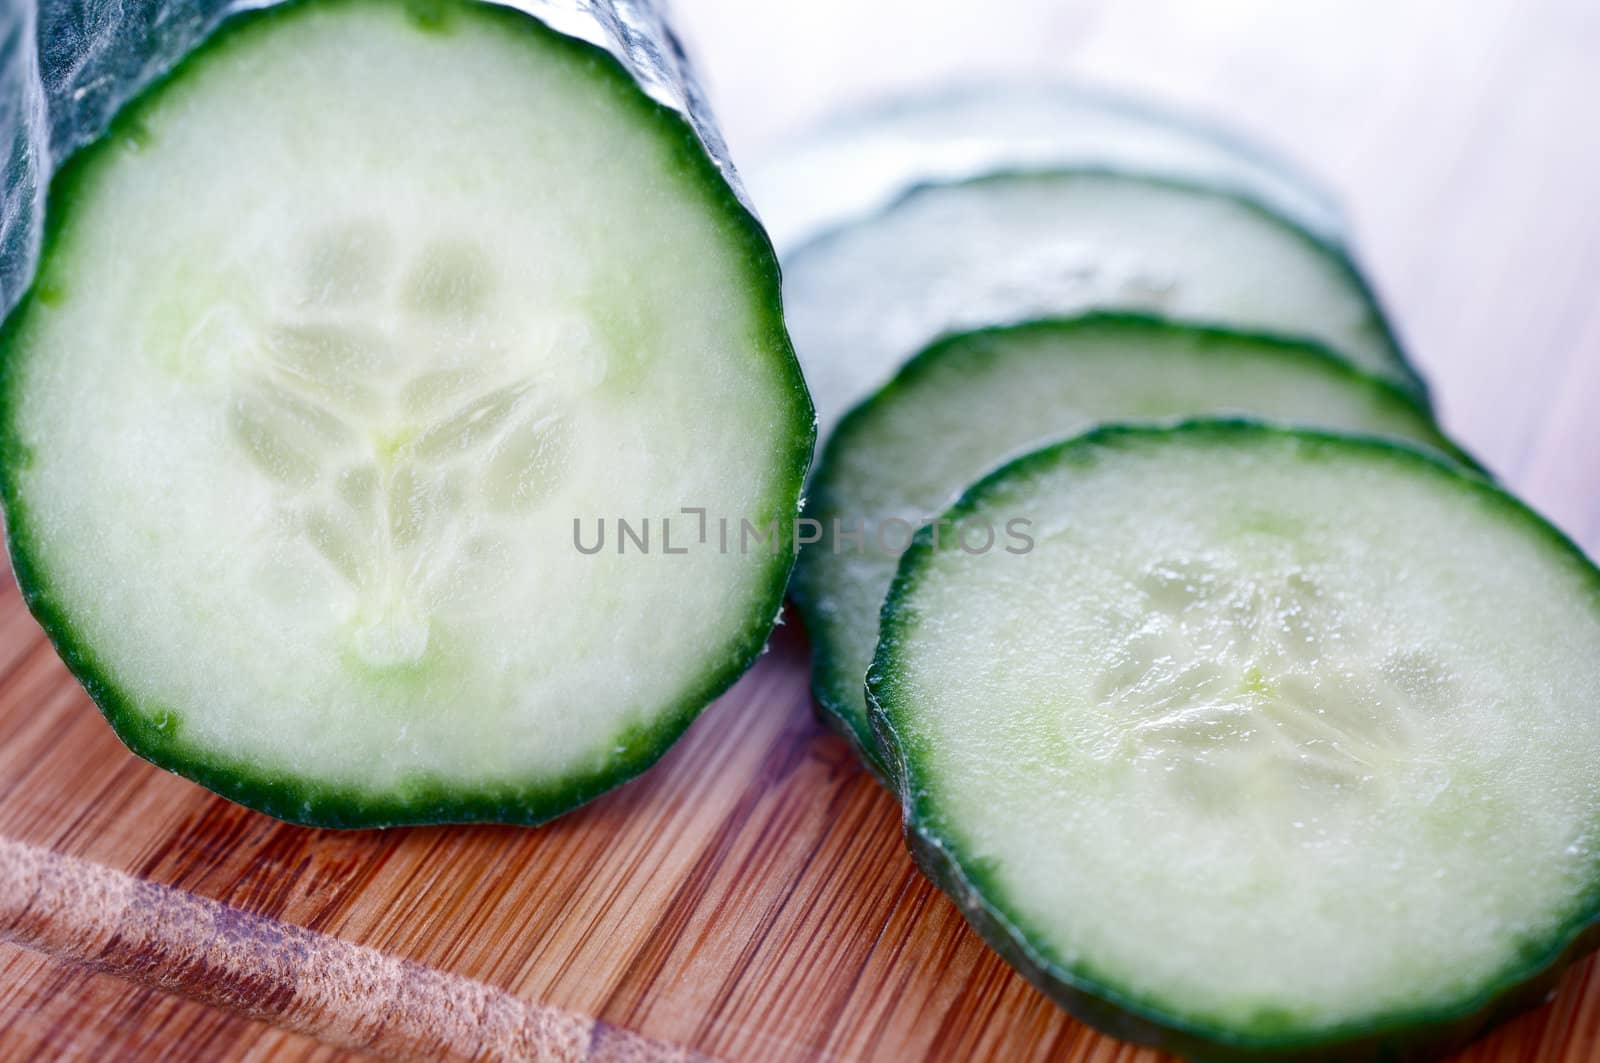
top-left (672, 0), bottom-right (1600, 546)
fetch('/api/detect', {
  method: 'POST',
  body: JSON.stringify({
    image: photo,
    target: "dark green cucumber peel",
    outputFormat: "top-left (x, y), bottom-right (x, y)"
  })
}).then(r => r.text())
top-left (866, 421), bottom-right (1600, 1060)
top-left (791, 315), bottom-right (1472, 784)
top-left (0, 0), bottom-right (814, 829)
top-left (786, 167), bottom-right (1432, 408)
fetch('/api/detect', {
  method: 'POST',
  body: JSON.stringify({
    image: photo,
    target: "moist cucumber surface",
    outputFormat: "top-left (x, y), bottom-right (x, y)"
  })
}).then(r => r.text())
top-left (744, 82), bottom-right (1344, 253)
top-left (870, 422), bottom-right (1600, 1059)
top-left (792, 315), bottom-right (1464, 778)
top-left (0, 0), bottom-right (812, 827)
top-left (783, 170), bottom-right (1424, 438)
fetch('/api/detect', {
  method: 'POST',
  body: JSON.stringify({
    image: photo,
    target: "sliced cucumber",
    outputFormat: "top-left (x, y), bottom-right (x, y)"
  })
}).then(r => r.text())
top-left (745, 82), bottom-right (1344, 253)
top-left (784, 170), bottom-right (1424, 437)
top-left (0, 0), bottom-right (812, 826)
top-left (870, 422), bottom-right (1600, 1060)
top-left (793, 316), bottom-right (1464, 778)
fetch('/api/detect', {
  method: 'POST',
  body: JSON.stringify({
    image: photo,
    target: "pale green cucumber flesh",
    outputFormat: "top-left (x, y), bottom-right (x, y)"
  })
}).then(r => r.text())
top-left (870, 422), bottom-right (1600, 1058)
top-left (0, 0), bottom-right (811, 827)
top-left (792, 315), bottom-right (1464, 777)
top-left (783, 170), bottom-right (1424, 438)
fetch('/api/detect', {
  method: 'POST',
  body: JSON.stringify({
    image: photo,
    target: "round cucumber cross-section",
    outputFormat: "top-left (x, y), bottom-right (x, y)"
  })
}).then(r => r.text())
top-left (870, 422), bottom-right (1600, 1059)
top-left (792, 315), bottom-right (1465, 779)
top-left (0, 0), bottom-right (812, 827)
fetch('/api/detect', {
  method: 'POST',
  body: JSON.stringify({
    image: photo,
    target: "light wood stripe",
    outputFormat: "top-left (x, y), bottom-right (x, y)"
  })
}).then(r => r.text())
top-left (0, 839), bottom-right (700, 1062)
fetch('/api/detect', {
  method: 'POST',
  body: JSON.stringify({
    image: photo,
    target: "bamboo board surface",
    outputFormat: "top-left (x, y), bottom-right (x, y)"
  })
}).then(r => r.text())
top-left (3, 0), bottom-right (1600, 1058)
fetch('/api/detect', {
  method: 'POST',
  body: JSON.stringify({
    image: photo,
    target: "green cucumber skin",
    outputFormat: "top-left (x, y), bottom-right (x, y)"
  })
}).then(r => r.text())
top-left (867, 421), bottom-right (1600, 1061)
top-left (789, 612), bottom-right (897, 786)
top-left (786, 167), bottom-right (1434, 407)
top-left (0, 0), bottom-right (815, 830)
top-left (791, 315), bottom-right (1474, 785)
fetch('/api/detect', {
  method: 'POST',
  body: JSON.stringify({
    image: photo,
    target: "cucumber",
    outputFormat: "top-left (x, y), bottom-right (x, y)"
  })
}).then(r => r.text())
top-left (744, 82), bottom-right (1344, 253)
top-left (783, 170), bottom-right (1425, 437)
top-left (869, 422), bottom-right (1600, 1060)
top-left (0, 0), bottom-right (812, 827)
top-left (792, 315), bottom-right (1465, 778)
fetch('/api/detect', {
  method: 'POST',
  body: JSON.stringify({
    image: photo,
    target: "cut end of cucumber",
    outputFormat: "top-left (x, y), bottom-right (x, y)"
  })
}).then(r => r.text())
top-left (0, 0), bottom-right (811, 826)
top-left (871, 422), bottom-right (1600, 1054)
top-left (791, 315), bottom-right (1464, 778)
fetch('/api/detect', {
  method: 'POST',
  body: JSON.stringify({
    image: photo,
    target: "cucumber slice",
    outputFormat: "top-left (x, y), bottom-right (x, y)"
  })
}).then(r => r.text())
top-left (793, 315), bottom-right (1465, 778)
top-left (870, 422), bottom-right (1600, 1060)
top-left (744, 82), bottom-right (1344, 253)
top-left (0, 0), bottom-right (812, 827)
top-left (784, 170), bottom-right (1424, 437)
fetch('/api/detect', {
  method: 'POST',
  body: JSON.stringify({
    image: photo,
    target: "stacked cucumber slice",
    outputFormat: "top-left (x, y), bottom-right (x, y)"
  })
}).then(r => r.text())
top-left (783, 93), bottom-right (1600, 1058)
top-left (784, 170), bottom-right (1424, 440)
top-left (742, 82), bottom-right (1346, 252)
top-left (791, 315), bottom-right (1466, 779)
top-left (872, 424), bottom-right (1600, 1059)
top-left (0, 0), bottom-right (811, 826)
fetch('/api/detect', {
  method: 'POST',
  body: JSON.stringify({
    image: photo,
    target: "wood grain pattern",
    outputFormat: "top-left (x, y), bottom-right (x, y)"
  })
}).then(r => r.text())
top-left (0, 839), bottom-right (697, 1060)
top-left (2, 0), bottom-right (1599, 1058)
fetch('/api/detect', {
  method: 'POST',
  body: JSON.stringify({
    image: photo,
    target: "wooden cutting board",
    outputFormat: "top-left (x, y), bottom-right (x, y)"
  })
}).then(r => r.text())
top-left (0, 595), bottom-right (1142, 1061)
top-left (5, 0), bottom-right (1600, 1057)
top-left (4, 579), bottom-right (1600, 1060)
